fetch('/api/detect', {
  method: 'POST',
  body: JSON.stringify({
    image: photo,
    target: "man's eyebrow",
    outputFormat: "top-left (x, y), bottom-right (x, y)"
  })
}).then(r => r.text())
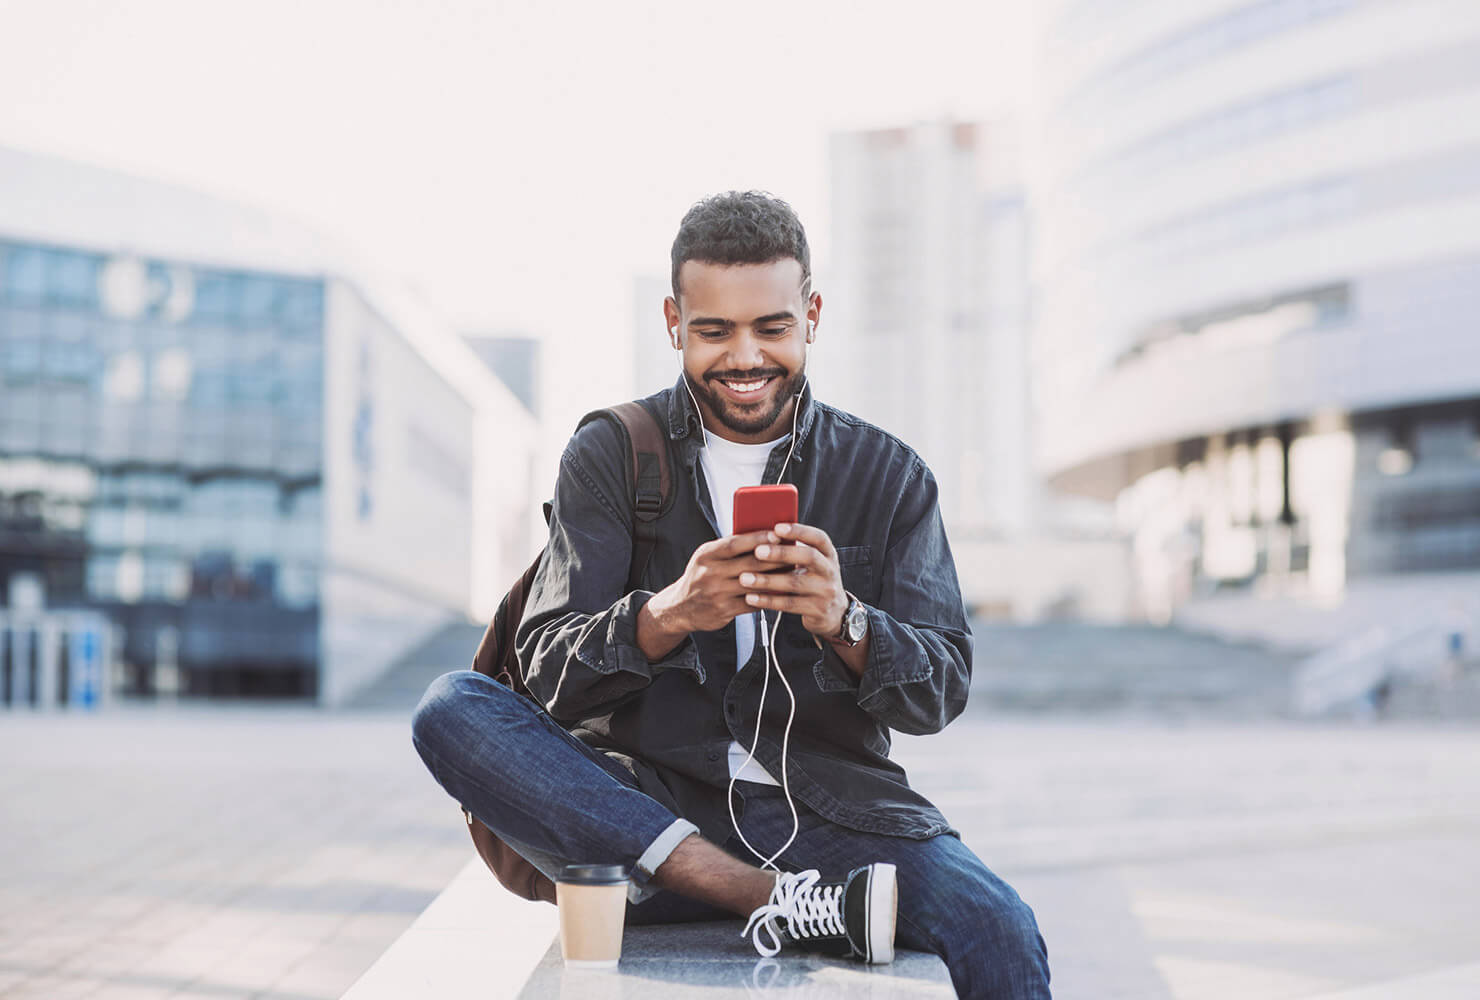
top-left (687, 311), bottom-right (798, 328)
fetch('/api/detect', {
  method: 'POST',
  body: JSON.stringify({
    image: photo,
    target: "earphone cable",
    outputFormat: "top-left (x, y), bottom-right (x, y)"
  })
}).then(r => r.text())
top-left (725, 378), bottom-right (807, 870)
top-left (673, 318), bottom-right (810, 870)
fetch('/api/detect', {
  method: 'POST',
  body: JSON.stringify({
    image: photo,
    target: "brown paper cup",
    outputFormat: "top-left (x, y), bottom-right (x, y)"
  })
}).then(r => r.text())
top-left (555, 864), bottom-right (629, 968)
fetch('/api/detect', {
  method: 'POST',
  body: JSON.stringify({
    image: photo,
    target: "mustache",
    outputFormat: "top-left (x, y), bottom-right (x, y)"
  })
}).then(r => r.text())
top-left (706, 369), bottom-right (785, 383)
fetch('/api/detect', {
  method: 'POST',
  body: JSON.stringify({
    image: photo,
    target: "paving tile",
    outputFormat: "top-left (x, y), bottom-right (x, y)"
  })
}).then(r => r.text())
top-left (80, 982), bottom-right (173, 1000)
top-left (0, 706), bottom-right (473, 997)
top-left (3, 972), bottom-right (108, 999)
top-left (7, 671), bottom-right (1480, 999)
top-left (266, 947), bottom-right (381, 999)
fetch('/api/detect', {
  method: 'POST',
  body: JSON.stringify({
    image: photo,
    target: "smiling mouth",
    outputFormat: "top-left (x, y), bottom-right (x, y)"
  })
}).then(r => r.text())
top-left (714, 375), bottom-right (778, 397)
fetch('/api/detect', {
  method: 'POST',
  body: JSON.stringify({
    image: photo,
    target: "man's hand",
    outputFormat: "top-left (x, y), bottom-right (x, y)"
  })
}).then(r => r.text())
top-left (637, 530), bottom-right (787, 660)
top-left (737, 523), bottom-right (849, 643)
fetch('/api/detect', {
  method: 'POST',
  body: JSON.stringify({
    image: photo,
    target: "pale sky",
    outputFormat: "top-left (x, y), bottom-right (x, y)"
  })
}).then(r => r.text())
top-left (0, 0), bottom-right (1035, 434)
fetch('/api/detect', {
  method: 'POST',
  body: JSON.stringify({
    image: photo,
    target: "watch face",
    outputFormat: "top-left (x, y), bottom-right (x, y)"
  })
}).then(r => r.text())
top-left (846, 601), bottom-right (867, 641)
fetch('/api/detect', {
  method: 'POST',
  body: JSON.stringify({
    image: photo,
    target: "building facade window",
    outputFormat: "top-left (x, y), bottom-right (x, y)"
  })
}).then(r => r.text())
top-left (0, 238), bottom-right (329, 696)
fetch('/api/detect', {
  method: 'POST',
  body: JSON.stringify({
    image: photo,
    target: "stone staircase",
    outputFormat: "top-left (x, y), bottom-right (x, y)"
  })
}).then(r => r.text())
top-left (969, 621), bottom-right (1302, 716)
top-left (343, 621), bottom-right (488, 712)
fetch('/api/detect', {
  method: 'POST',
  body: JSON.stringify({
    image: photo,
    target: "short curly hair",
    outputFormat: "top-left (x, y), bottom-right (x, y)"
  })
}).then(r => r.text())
top-left (670, 191), bottom-right (811, 300)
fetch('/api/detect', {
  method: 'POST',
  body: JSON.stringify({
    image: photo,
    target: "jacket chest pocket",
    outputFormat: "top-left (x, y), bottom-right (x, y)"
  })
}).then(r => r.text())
top-left (836, 545), bottom-right (873, 602)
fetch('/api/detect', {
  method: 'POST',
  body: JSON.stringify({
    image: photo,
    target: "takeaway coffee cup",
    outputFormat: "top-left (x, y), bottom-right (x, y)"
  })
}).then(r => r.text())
top-left (555, 864), bottom-right (629, 968)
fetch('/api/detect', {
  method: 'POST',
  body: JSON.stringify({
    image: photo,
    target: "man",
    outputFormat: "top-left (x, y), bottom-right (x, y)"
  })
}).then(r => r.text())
top-left (413, 192), bottom-right (1050, 998)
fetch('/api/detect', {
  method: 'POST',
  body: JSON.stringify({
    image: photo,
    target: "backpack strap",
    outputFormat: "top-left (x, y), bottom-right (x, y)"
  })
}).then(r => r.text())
top-left (572, 399), bottom-right (672, 589)
top-left (608, 401), bottom-right (670, 521)
top-left (607, 400), bottom-right (670, 590)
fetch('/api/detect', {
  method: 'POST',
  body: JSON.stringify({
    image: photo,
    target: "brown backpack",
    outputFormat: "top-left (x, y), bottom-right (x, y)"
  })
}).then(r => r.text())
top-left (464, 400), bottom-right (672, 903)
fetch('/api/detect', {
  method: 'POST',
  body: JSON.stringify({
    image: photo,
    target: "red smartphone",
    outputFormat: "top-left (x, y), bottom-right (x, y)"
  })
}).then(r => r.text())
top-left (733, 484), bottom-right (798, 536)
top-left (734, 484), bottom-right (798, 571)
top-left (735, 484), bottom-right (798, 573)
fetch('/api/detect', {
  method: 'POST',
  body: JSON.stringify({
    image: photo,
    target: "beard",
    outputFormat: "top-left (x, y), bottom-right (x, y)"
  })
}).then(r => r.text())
top-left (690, 366), bottom-right (808, 437)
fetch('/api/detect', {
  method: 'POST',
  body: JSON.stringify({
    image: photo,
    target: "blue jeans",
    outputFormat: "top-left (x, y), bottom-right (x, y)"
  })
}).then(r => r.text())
top-left (412, 671), bottom-right (1051, 999)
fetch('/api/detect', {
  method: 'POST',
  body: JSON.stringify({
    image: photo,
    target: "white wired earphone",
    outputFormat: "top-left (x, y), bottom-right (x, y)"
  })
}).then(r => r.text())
top-left (673, 318), bottom-right (813, 871)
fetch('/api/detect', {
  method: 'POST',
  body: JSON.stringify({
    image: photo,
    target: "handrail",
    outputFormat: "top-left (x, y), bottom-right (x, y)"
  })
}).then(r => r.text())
top-left (1292, 606), bottom-right (1477, 716)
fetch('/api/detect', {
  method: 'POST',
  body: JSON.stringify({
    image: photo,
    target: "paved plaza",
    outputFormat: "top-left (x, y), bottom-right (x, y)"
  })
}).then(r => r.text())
top-left (0, 706), bottom-right (473, 999)
top-left (2, 630), bottom-right (1479, 998)
top-left (891, 716), bottom-right (1480, 998)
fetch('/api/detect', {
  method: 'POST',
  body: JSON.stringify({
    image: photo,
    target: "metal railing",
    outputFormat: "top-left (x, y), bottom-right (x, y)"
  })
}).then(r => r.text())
top-left (0, 610), bottom-right (114, 710)
top-left (1292, 605), bottom-right (1478, 716)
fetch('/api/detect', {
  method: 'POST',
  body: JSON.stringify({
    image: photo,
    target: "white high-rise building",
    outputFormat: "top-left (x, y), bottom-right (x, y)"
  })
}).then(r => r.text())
top-left (826, 122), bottom-right (1130, 620)
top-left (827, 121), bottom-right (1034, 538)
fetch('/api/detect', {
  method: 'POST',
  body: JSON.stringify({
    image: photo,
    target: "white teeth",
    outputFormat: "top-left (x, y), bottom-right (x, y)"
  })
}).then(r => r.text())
top-left (723, 379), bottom-right (768, 392)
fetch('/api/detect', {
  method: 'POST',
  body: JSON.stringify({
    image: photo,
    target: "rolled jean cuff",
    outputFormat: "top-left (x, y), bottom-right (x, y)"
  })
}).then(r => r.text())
top-left (628, 818), bottom-right (700, 904)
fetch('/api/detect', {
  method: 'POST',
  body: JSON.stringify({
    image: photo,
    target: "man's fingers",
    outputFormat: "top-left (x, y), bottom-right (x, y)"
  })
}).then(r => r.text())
top-left (702, 555), bottom-right (792, 580)
top-left (743, 592), bottom-right (817, 616)
top-left (773, 523), bottom-right (837, 559)
top-left (698, 594), bottom-right (767, 626)
top-left (739, 567), bottom-right (823, 595)
top-left (753, 540), bottom-right (827, 573)
top-left (703, 531), bottom-right (776, 561)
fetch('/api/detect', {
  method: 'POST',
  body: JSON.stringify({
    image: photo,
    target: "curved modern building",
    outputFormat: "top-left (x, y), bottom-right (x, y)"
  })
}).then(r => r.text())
top-left (1031, 0), bottom-right (1480, 620)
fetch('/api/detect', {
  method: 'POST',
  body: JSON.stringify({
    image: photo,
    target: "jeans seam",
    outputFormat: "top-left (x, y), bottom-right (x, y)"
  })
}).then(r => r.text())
top-left (412, 733), bottom-right (678, 892)
top-left (897, 909), bottom-right (945, 959)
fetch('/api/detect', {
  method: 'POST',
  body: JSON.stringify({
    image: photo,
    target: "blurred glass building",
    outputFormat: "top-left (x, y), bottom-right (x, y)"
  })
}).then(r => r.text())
top-left (1032, 0), bottom-right (1480, 623)
top-left (0, 146), bottom-right (538, 704)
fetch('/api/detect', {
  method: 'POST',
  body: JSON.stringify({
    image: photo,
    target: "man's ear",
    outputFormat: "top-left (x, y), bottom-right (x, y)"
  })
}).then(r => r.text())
top-left (806, 291), bottom-right (823, 342)
top-left (663, 296), bottom-right (681, 349)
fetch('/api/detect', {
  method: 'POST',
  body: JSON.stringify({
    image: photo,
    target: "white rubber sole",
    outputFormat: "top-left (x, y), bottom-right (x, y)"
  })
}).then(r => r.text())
top-left (866, 862), bottom-right (897, 964)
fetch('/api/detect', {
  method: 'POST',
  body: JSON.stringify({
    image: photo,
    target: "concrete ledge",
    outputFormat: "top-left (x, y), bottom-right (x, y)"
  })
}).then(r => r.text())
top-left (345, 858), bottom-right (954, 998)
top-left (342, 858), bottom-right (557, 999)
top-left (520, 920), bottom-right (953, 998)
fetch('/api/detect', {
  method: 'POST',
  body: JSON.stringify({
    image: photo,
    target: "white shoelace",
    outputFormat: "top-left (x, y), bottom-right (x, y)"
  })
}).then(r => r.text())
top-left (742, 869), bottom-right (846, 957)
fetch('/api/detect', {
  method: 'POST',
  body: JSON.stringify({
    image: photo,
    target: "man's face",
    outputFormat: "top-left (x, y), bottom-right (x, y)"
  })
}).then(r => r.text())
top-left (663, 258), bottom-right (822, 445)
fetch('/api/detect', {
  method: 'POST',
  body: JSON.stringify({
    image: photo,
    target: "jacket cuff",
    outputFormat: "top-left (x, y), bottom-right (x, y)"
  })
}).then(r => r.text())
top-left (855, 605), bottom-right (933, 706)
top-left (605, 590), bottom-right (705, 683)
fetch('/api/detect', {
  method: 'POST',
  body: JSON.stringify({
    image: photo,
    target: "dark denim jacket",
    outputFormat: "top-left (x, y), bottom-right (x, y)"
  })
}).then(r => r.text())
top-left (516, 378), bottom-right (972, 843)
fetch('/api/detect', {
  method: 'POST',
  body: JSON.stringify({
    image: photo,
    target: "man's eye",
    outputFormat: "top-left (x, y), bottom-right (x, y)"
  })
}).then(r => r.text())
top-left (696, 329), bottom-right (726, 340)
top-left (760, 327), bottom-right (788, 337)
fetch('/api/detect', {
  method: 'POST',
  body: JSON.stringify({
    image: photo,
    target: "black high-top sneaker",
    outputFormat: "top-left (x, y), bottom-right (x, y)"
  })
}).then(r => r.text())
top-left (742, 864), bottom-right (897, 964)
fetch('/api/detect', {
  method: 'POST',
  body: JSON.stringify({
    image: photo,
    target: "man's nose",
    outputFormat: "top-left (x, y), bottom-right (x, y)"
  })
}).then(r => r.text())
top-left (729, 330), bottom-right (767, 371)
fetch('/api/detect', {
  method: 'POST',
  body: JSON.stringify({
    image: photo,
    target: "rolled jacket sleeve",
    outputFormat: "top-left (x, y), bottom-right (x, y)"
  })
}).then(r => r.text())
top-left (517, 424), bottom-right (702, 724)
top-left (852, 460), bottom-right (973, 735)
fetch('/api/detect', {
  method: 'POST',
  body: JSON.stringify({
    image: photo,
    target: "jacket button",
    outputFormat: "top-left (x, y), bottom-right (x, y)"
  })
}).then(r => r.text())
top-left (707, 750), bottom-right (720, 762)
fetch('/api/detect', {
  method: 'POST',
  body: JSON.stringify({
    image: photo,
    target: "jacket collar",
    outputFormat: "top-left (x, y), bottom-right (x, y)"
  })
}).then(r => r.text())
top-left (666, 375), bottom-right (817, 466)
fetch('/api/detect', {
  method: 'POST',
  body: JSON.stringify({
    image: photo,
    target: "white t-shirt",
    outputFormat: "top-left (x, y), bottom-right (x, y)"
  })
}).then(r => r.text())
top-left (698, 427), bottom-right (790, 786)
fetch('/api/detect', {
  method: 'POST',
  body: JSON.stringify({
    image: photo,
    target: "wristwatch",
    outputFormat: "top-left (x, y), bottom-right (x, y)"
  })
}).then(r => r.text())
top-left (832, 593), bottom-right (868, 647)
